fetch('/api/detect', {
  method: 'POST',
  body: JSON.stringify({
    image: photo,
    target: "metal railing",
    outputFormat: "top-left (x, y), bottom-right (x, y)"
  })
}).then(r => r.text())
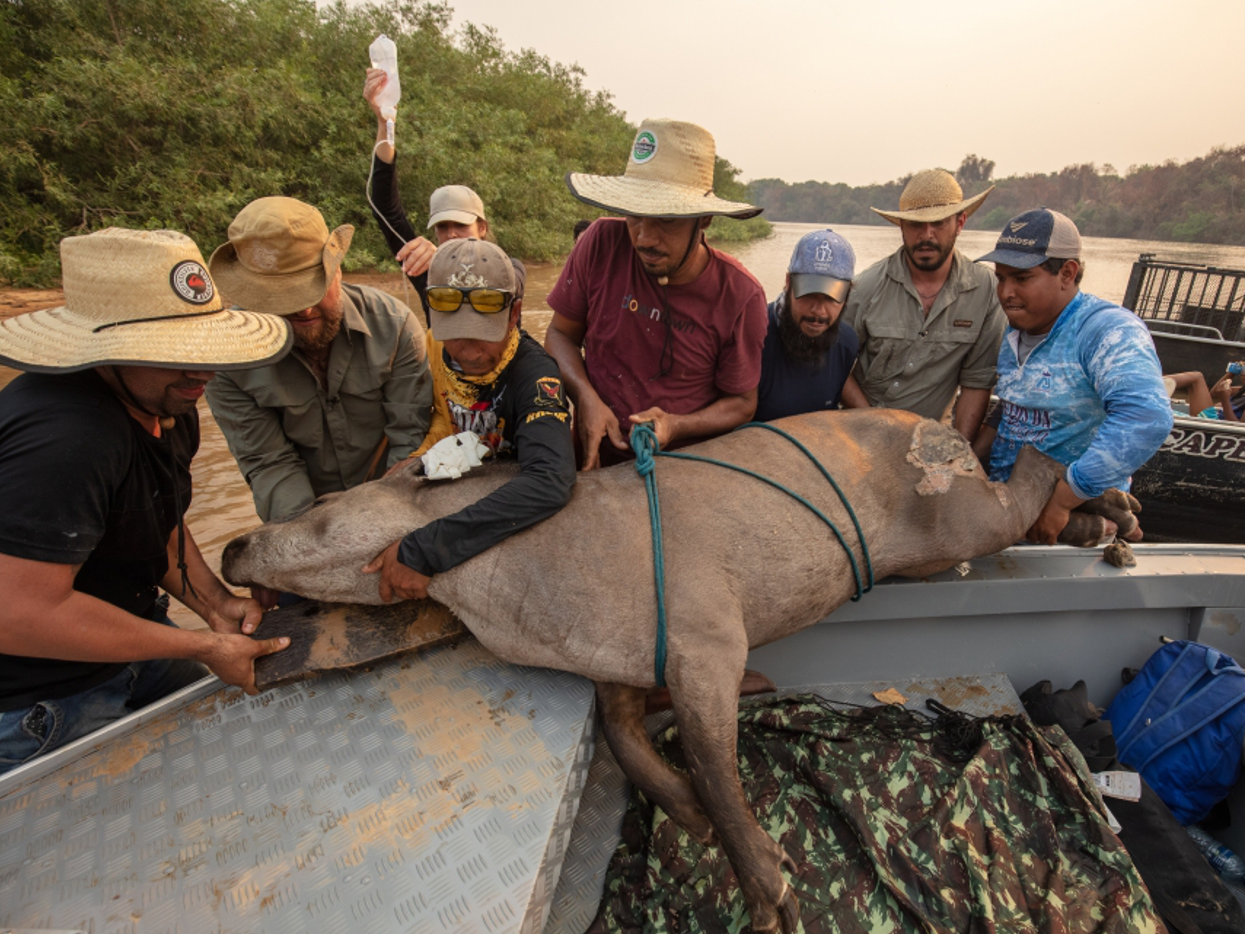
top-left (1123, 254), bottom-right (1245, 341)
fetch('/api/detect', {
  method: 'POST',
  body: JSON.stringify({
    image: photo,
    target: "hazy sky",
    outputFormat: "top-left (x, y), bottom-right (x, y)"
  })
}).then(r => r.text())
top-left (436, 0), bottom-right (1244, 187)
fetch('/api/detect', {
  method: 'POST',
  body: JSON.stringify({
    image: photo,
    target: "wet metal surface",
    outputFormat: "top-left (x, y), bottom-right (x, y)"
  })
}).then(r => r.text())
top-left (0, 639), bottom-right (594, 934)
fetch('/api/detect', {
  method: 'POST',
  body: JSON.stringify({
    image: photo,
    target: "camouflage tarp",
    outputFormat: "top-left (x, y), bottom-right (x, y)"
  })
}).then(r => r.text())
top-left (591, 696), bottom-right (1164, 934)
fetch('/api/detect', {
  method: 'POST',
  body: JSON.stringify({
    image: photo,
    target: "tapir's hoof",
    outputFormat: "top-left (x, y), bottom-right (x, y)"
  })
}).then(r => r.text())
top-left (747, 883), bottom-right (800, 934)
top-left (773, 880), bottom-right (800, 934)
top-left (1077, 489), bottom-right (1141, 539)
top-left (1059, 512), bottom-right (1109, 548)
top-left (1103, 540), bottom-right (1137, 568)
top-left (1097, 488), bottom-right (1141, 514)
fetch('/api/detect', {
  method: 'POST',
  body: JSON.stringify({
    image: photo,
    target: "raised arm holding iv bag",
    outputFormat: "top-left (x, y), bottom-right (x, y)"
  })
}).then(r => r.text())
top-left (369, 34), bottom-right (400, 148)
top-left (365, 34), bottom-right (429, 296)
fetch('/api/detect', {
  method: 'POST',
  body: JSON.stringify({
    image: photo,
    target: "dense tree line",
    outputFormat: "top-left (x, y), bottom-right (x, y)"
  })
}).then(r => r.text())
top-left (0, 0), bottom-right (767, 286)
top-left (752, 146), bottom-right (1245, 245)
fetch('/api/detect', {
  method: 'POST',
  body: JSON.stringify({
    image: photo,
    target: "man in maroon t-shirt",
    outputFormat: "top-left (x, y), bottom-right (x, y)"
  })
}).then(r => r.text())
top-left (546, 119), bottom-right (768, 469)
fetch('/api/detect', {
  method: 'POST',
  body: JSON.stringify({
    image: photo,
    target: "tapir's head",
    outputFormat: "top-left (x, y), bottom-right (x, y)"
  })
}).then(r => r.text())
top-left (222, 461), bottom-right (433, 604)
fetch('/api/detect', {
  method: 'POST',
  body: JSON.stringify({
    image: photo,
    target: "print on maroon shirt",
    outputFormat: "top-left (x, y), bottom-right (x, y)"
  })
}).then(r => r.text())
top-left (547, 218), bottom-right (768, 431)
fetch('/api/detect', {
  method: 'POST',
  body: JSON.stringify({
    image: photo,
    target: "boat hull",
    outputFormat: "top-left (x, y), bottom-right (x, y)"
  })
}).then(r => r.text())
top-left (1132, 415), bottom-right (1245, 544)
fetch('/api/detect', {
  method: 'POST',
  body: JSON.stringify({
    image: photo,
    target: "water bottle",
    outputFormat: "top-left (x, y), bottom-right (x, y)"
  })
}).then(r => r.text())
top-left (1186, 824), bottom-right (1245, 882)
top-left (369, 34), bottom-right (401, 146)
top-left (1228, 361), bottom-right (1243, 376)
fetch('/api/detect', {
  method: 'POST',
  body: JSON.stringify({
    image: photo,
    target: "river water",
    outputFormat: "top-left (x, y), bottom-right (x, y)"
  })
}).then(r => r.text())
top-left (4, 222), bottom-right (1245, 628)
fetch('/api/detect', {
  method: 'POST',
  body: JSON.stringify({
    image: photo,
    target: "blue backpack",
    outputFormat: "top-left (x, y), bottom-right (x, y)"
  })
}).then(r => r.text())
top-left (1105, 640), bottom-right (1245, 825)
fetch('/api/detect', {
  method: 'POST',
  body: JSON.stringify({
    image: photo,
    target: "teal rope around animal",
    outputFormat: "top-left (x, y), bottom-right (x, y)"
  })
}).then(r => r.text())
top-left (630, 421), bottom-right (873, 686)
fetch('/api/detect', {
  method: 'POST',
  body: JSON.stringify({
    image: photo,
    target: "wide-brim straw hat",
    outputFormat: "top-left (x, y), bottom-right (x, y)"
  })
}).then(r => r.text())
top-left (872, 169), bottom-right (994, 225)
top-left (566, 119), bottom-right (762, 220)
top-left (209, 196), bottom-right (353, 315)
top-left (0, 229), bottom-right (291, 374)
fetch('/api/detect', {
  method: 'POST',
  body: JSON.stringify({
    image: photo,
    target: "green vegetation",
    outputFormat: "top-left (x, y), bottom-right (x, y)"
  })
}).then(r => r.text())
top-left (752, 147), bottom-right (1245, 245)
top-left (706, 156), bottom-right (772, 244)
top-left (0, 0), bottom-right (767, 286)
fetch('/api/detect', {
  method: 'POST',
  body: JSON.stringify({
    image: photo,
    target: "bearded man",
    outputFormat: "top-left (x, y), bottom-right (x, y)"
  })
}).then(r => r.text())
top-left (755, 229), bottom-right (869, 421)
top-left (545, 119), bottom-right (768, 469)
top-left (206, 197), bottom-right (432, 524)
top-left (841, 169), bottom-right (1005, 442)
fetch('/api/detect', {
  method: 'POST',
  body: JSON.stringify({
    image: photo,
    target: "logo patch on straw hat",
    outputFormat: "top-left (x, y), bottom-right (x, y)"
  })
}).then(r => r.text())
top-left (169, 260), bottom-right (215, 305)
top-left (631, 131), bottom-right (658, 164)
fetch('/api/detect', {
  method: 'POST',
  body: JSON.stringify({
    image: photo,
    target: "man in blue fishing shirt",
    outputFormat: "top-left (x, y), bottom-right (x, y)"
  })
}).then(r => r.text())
top-left (977, 208), bottom-right (1173, 544)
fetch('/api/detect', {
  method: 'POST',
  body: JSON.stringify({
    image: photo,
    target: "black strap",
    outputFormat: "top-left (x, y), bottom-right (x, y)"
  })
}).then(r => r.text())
top-left (92, 309), bottom-right (222, 333)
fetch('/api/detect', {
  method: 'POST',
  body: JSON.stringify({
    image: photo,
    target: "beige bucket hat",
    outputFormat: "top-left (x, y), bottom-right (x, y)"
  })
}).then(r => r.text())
top-left (209, 197), bottom-right (354, 315)
top-left (566, 119), bottom-right (761, 219)
top-left (872, 169), bottom-right (994, 225)
top-left (0, 228), bottom-right (291, 373)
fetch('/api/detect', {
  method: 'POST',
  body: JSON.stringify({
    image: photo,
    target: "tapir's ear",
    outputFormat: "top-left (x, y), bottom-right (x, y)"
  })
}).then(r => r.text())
top-left (388, 456), bottom-right (425, 481)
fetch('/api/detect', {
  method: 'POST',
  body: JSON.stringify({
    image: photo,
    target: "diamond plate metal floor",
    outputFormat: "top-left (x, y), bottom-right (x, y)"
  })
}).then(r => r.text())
top-left (0, 638), bottom-right (595, 934)
top-left (543, 672), bottom-right (1022, 934)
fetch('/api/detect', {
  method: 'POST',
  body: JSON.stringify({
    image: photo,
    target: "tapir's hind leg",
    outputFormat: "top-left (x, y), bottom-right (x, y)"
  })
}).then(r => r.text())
top-left (668, 645), bottom-right (800, 934)
top-left (595, 681), bottom-right (714, 844)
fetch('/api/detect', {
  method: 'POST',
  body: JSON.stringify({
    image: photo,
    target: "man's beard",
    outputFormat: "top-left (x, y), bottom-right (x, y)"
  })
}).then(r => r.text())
top-left (292, 309), bottom-right (343, 353)
top-left (779, 296), bottom-right (840, 365)
top-left (159, 382), bottom-right (206, 417)
top-left (903, 238), bottom-right (955, 272)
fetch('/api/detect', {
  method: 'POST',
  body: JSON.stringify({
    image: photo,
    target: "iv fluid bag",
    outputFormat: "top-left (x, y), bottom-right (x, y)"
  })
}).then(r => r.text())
top-left (369, 34), bottom-right (401, 119)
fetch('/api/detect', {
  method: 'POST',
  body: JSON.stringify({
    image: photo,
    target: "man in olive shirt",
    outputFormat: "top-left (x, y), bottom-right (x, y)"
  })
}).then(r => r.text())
top-left (207, 197), bottom-right (432, 524)
top-left (841, 169), bottom-right (1005, 441)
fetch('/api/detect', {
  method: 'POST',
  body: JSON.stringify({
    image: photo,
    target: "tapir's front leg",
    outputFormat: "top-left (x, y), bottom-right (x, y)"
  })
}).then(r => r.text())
top-left (667, 636), bottom-right (799, 933)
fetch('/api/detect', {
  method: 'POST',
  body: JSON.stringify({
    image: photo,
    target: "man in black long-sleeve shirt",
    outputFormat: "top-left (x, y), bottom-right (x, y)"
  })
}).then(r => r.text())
top-left (364, 67), bottom-right (525, 323)
top-left (363, 239), bottom-right (575, 601)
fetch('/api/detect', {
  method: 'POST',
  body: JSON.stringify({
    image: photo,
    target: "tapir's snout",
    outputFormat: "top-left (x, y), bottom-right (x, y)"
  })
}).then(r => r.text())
top-left (220, 534), bottom-right (251, 587)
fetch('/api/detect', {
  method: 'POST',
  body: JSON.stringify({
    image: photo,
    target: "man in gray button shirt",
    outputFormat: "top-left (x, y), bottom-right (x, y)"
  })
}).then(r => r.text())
top-left (841, 170), bottom-right (1005, 442)
top-left (206, 197), bottom-right (432, 526)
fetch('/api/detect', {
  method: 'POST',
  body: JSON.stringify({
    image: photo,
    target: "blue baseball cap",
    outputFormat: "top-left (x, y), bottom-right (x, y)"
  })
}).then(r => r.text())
top-left (977, 207), bottom-right (1082, 269)
top-left (788, 229), bottom-right (855, 299)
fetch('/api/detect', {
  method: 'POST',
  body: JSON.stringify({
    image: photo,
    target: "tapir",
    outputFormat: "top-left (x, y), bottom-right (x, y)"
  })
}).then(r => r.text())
top-left (222, 409), bottom-right (1115, 932)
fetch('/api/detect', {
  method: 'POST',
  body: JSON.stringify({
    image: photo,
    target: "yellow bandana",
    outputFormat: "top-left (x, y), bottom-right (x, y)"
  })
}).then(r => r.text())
top-left (414, 328), bottom-right (521, 456)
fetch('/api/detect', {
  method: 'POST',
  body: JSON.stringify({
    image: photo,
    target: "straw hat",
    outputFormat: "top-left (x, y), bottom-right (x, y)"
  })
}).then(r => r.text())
top-left (566, 119), bottom-right (761, 219)
top-left (0, 228), bottom-right (291, 374)
top-left (209, 197), bottom-right (354, 315)
top-left (871, 169), bottom-right (993, 225)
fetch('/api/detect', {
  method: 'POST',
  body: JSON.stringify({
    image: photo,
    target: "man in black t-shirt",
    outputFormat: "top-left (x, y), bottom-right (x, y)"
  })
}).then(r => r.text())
top-left (0, 228), bottom-right (293, 775)
top-left (362, 238), bottom-right (576, 602)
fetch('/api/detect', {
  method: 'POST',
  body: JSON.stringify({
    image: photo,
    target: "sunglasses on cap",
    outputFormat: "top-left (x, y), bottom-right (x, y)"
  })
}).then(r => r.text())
top-left (790, 275), bottom-right (851, 304)
top-left (424, 286), bottom-right (514, 314)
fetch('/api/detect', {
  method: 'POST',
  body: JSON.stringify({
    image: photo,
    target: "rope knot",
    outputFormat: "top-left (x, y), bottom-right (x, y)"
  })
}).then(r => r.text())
top-left (631, 423), bottom-right (659, 477)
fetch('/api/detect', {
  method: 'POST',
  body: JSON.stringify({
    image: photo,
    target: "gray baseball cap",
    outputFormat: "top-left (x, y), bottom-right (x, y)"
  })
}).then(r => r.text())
top-left (427, 185), bottom-right (487, 228)
top-left (788, 229), bottom-right (855, 300)
top-left (426, 239), bottom-right (515, 343)
top-left (978, 208), bottom-right (1082, 269)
